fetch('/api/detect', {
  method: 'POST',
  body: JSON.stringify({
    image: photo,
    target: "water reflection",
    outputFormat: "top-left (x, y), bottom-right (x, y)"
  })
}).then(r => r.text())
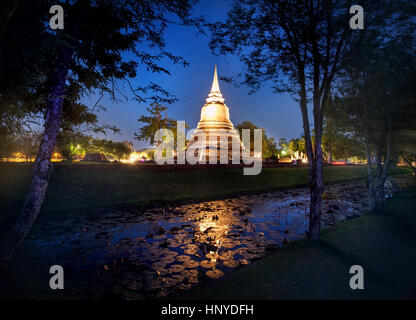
top-left (24, 179), bottom-right (372, 299)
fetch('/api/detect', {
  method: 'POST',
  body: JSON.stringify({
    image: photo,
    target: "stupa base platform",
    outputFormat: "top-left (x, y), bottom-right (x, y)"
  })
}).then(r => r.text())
top-left (186, 128), bottom-right (244, 164)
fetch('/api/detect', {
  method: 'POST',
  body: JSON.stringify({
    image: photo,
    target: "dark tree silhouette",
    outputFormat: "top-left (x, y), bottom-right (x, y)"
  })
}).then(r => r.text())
top-left (209, 0), bottom-right (414, 238)
top-left (209, 0), bottom-right (355, 239)
top-left (336, 34), bottom-right (416, 211)
top-left (0, 0), bottom-right (203, 267)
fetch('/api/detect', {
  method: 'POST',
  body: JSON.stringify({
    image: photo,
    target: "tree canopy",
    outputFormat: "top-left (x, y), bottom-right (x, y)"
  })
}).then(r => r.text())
top-left (235, 121), bottom-right (277, 159)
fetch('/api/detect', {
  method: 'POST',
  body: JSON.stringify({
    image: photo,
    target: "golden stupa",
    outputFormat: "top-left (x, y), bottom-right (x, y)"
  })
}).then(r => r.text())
top-left (187, 65), bottom-right (242, 163)
top-left (197, 65), bottom-right (234, 131)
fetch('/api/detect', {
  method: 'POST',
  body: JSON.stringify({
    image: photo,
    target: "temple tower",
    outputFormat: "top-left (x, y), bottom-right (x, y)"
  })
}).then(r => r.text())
top-left (187, 65), bottom-right (243, 163)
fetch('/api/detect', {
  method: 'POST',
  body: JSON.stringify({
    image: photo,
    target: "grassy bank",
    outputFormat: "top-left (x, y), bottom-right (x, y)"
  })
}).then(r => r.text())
top-left (179, 187), bottom-right (416, 299)
top-left (0, 163), bottom-right (410, 234)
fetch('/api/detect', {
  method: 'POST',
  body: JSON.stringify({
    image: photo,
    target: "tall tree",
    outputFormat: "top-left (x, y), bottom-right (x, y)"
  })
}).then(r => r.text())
top-left (336, 23), bottom-right (416, 211)
top-left (210, 0), bottom-right (356, 239)
top-left (135, 102), bottom-right (179, 145)
top-left (210, 0), bottom-right (414, 238)
top-left (0, 0), bottom-right (202, 267)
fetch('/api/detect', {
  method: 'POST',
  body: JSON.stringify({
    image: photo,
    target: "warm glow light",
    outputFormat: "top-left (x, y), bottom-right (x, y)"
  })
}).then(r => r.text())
top-left (198, 221), bottom-right (218, 233)
top-left (121, 151), bottom-right (150, 164)
top-left (202, 104), bottom-right (224, 121)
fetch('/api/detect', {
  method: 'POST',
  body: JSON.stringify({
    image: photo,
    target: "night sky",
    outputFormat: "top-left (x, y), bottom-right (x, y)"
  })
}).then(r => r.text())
top-left (86, 0), bottom-right (304, 149)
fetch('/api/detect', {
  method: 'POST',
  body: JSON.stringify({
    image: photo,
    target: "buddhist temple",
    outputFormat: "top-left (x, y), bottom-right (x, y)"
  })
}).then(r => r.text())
top-left (187, 65), bottom-right (243, 163)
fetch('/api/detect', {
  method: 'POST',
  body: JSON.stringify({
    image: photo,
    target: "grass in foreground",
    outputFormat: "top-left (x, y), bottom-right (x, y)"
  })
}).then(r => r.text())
top-left (179, 188), bottom-right (416, 299)
top-left (0, 163), bottom-right (409, 234)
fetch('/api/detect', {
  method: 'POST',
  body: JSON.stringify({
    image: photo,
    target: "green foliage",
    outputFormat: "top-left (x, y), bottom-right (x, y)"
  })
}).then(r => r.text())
top-left (330, 134), bottom-right (364, 162)
top-left (334, 23), bottom-right (416, 162)
top-left (235, 121), bottom-right (277, 159)
top-left (135, 102), bottom-right (187, 146)
top-left (288, 138), bottom-right (306, 156)
top-left (89, 139), bottom-right (131, 161)
top-left (278, 138), bottom-right (287, 149)
top-left (56, 132), bottom-right (90, 162)
top-left (56, 131), bottom-right (132, 161)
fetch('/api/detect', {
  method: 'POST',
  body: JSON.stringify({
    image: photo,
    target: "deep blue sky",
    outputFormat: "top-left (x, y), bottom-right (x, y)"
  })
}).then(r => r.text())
top-left (87, 0), bottom-right (303, 149)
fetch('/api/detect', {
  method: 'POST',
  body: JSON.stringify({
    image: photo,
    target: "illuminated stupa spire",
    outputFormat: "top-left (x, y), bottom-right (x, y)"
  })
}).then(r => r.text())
top-left (206, 64), bottom-right (225, 104)
top-left (211, 64), bottom-right (220, 92)
top-left (198, 65), bottom-right (233, 130)
top-left (211, 64), bottom-right (220, 91)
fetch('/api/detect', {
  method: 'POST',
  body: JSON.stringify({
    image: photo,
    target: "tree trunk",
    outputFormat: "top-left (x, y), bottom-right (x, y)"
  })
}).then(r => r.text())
top-left (296, 70), bottom-right (325, 240)
top-left (308, 158), bottom-right (323, 239)
top-left (368, 184), bottom-right (376, 211)
top-left (307, 112), bottom-right (324, 240)
top-left (0, 46), bottom-right (73, 268)
top-left (402, 153), bottom-right (416, 174)
top-left (365, 117), bottom-right (392, 213)
top-left (328, 144), bottom-right (332, 165)
top-left (365, 141), bottom-right (376, 211)
top-left (374, 182), bottom-right (385, 211)
top-left (371, 153), bottom-right (385, 212)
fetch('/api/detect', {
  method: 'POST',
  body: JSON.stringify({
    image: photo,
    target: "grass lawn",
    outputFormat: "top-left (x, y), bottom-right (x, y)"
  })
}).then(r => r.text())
top-left (179, 187), bottom-right (416, 300)
top-left (0, 163), bottom-right (410, 236)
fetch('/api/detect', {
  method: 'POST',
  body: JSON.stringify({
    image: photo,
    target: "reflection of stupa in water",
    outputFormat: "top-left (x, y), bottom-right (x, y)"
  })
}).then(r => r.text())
top-left (187, 65), bottom-right (243, 163)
